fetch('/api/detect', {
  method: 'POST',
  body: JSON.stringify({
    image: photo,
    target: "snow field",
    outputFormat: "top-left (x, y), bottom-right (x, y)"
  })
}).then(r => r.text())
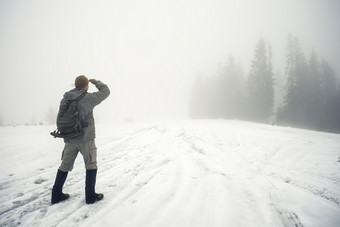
top-left (1, 120), bottom-right (340, 226)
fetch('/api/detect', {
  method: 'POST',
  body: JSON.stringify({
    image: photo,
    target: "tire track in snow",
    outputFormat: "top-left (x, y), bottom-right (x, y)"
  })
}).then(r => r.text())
top-left (265, 177), bottom-right (305, 227)
top-left (82, 125), bottom-right (175, 226)
top-left (169, 127), bottom-right (279, 226)
top-left (41, 126), bottom-right (172, 227)
top-left (2, 122), bottom-right (340, 227)
top-left (0, 126), bottom-right (164, 227)
top-left (0, 166), bottom-right (59, 227)
top-left (176, 125), bottom-right (327, 227)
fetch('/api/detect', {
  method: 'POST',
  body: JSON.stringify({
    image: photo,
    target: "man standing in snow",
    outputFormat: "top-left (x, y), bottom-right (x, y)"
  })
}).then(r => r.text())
top-left (51, 75), bottom-right (110, 204)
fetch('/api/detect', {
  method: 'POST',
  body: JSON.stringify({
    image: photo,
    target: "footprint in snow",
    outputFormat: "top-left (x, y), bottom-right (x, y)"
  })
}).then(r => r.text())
top-left (34, 177), bottom-right (48, 184)
top-left (13, 200), bottom-right (22, 205)
top-left (284, 177), bottom-right (291, 183)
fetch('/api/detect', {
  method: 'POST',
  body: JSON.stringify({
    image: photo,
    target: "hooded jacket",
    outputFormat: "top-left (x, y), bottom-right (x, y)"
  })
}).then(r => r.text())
top-left (58, 80), bottom-right (110, 143)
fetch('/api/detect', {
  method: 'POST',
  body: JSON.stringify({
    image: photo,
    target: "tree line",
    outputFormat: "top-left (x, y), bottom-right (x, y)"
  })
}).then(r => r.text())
top-left (190, 35), bottom-right (340, 133)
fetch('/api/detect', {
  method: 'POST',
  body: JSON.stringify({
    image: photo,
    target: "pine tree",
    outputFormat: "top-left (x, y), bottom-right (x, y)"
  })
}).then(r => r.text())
top-left (334, 88), bottom-right (340, 132)
top-left (320, 60), bottom-right (338, 131)
top-left (277, 35), bottom-right (307, 127)
top-left (245, 38), bottom-right (274, 122)
top-left (305, 51), bottom-right (323, 129)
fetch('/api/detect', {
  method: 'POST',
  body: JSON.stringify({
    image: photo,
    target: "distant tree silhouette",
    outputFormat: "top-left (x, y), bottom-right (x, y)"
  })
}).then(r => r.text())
top-left (277, 35), bottom-right (340, 132)
top-left (277, 35), bottom-right (308, 127)
top-left (320, 60), bottom-right (339, 132)
top-left (304, 51), bottom-right (323, 129)
top-left (333, 88), bottom-right (340, 132)
top-left (189, 34), bottom-right (340, 133)
top-left (215, 55), bottom-right (244, 119)
top-left (245, 38), bottom-right (274, 122)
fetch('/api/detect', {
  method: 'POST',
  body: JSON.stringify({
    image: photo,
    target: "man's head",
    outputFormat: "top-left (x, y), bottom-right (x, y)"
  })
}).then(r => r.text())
top-left (75, 75), bottom-right (89, 90)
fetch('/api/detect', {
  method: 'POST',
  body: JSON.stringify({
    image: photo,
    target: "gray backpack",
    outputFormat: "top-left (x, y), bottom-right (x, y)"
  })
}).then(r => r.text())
top-left (50, 92), bottom-right (87, 139)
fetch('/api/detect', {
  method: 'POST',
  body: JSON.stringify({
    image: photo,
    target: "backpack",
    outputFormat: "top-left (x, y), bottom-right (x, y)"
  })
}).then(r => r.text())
top-left (50, 92), bottom-right (87, 139)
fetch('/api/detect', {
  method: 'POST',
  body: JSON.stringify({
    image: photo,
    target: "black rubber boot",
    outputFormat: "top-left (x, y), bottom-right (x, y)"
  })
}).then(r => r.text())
top-left (85, 169), bottom-right (104, 204)
top-left (51, 169), bottom-right (69, 204)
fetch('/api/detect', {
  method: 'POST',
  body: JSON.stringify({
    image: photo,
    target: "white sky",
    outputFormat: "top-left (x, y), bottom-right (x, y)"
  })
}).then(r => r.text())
top-left (0, 0), bottom-right (339, 124)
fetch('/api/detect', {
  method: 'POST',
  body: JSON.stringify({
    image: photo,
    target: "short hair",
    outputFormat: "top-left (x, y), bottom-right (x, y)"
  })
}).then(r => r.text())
top-left (75, 75), bottom-right (89, 89)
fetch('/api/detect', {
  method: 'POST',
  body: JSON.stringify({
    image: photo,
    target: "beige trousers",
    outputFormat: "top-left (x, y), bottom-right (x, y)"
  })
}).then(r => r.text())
top-left (59, 140), bottom-right (97, 172)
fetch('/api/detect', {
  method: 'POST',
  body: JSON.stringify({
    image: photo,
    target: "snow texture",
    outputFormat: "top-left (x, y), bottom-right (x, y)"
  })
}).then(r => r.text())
top-left (1, 120), bottom-right (340, 227)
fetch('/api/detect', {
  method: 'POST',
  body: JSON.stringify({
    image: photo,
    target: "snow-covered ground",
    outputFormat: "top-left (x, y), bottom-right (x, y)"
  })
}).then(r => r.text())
top-left (1, 120), bottom-right (340, 227)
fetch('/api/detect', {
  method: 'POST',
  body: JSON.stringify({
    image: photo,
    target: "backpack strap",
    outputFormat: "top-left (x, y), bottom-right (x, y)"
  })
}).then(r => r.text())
top-left (65, 91), bottom-right (87, 106)
top-left (73, 91), bottom-right (87, 103)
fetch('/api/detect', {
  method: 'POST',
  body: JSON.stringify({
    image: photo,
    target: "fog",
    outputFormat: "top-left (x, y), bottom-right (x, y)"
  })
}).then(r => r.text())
top-left (0, 0), bottom-right (339, 125)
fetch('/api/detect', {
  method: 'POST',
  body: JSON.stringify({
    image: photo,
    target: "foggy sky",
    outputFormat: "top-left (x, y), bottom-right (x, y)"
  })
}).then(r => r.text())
top-left (0, 0), bottom-right (339, 124)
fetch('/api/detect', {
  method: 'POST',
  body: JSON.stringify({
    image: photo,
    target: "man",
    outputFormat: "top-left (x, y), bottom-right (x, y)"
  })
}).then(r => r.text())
top-left (51, 75), bottom-right (110, 204)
